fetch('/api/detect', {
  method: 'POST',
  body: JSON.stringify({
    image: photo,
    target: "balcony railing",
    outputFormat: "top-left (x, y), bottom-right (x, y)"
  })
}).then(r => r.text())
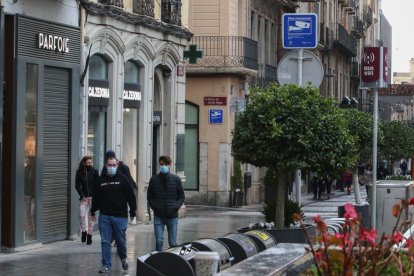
top-left (363, 5), bottom-right (373, 27)
top-left (350, 16), bottom-right (365, 38)
top-left (187, 36), bottom-right (258, 70)
top-left (334, 23), bottom-right (357, 57)
top-left (133, 0), bottom-right (154, 17)
top-left (252, 64), bottom-right (278, 88)
top-left (161, 0), bottom-right (182, 26)
top-left (98, 0), bottom-right (123, 8)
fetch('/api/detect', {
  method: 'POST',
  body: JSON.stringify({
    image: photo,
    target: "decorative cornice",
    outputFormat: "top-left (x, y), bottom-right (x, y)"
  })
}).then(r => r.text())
top-left (80, 0), bottom-right (193, 40)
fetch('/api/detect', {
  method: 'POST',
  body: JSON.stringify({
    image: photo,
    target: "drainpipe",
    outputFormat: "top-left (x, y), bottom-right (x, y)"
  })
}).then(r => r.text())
top-left (0, 0), bottom-right (4, 249)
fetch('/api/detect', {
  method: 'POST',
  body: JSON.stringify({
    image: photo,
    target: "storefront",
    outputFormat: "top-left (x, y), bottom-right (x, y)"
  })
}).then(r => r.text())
top-left (1, 15), bottom-right (80, 248)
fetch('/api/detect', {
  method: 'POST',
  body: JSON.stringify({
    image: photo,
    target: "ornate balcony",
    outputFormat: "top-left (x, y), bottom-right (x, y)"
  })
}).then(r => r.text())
top-left (98, 0), bottom-right (123, 8)
top-left (186, 36), bottom-right (258, 73)
top-left (161, 0), bottom-right (182, 26)
top-left (133, 0), bottom-right (154, 17)
top-left (350, 16), bottom-right (365, 38)
top-left (334, 23), bottom-right (357, 57)
top-left (363, 5), bottom-right (373, 27)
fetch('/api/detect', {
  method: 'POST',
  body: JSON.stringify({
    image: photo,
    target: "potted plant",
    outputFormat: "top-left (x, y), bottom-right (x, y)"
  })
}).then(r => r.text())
top-left (238, 199), bottom-right (315, 244)
top-left (232, 84), bottom-right (354, 228)
top-left (231, 160), bottom-right (244, 207)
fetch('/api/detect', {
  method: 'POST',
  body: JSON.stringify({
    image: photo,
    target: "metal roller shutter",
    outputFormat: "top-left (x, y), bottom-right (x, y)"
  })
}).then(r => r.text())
top-left (42, 66), bottom-right (70, 243)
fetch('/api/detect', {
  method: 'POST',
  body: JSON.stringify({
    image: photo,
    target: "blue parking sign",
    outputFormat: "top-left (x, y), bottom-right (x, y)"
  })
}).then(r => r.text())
top-left (209, 109), bottom-right (223, 124)
top-left (282, 13), bottom-right (318, 49)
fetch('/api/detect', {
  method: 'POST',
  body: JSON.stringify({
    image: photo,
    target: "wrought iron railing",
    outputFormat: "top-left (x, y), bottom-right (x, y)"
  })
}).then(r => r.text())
top-left (133, 0), bottom-right (154, 17)
top-left (187, 36), bottom-right (258, 70)
top-left (350, 16), bottom-right (364, 38)
top-left (98, 0), bottom-right (123, 8)
top-left (334, 23), bottom-right (357, 57)
top-left (161, 0), bottom-right (182, 26)
top-left (363, 5), bottom-right (373, 27)
top-left (252, 64), bottom-right (278, 88)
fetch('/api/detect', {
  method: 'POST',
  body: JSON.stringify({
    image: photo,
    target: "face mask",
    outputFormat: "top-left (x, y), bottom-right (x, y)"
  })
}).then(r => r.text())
top-left (107, 166), bottom-right (117, 176)
top-left (160, 165), bottom-right (169, 174)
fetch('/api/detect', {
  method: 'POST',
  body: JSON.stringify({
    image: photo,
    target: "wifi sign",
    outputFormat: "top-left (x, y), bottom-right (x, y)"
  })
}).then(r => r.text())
top-left (361, 47), bottom-right (388, 88)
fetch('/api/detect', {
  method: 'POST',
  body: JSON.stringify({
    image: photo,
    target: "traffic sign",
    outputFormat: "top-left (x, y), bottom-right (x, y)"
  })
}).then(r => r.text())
top-left (282, 13), bottom-right (318, 49)
top-left (277, 50), bottom-right (324, 87)
top-left (209, 109), bottom-right (223, 124)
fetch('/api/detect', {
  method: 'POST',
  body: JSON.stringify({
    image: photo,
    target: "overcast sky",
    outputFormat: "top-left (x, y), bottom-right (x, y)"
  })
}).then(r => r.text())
top-left (381, 0), bottom-right (413, 74)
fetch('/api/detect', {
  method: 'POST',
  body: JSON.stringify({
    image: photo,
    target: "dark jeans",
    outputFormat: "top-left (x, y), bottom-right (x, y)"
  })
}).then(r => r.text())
top-left (313, 181), bottom-right (324, 198)
top-left (154, 215), bottom-right (178, 251)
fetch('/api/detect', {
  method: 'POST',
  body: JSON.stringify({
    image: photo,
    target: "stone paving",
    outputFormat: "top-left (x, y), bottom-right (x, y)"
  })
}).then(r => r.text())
top-left (0, 186), bottom-right (368, 275)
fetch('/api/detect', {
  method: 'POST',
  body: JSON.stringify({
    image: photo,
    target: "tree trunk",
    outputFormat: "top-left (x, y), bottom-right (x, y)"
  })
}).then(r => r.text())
top-left (352, 167), bottom-right (362, 205)
top-left (275, 170), bottom-right (288, 228)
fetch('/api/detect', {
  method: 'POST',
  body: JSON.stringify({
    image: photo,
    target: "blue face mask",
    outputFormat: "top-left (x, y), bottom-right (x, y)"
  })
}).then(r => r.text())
top-left (107, 166), bottom-right (117, 176)
top-left (160, 165), bottom-right (169, 174)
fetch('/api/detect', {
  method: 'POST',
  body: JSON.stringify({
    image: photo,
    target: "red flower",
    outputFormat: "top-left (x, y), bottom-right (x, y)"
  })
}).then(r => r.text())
top-left (392, 231), bottom-right (404, 243)
top-left (409, 197), bottom-right (414, 206)
top-left (360, 228), bottom-right (377, 244)
top-left (392, 204), bottom-right (401, 218)
top-left (315, 250), bottom-right (323, 261)
top-left (313, 215), bottom-right (327, 230)
top-left (344, 203), bottom-right (358, 219)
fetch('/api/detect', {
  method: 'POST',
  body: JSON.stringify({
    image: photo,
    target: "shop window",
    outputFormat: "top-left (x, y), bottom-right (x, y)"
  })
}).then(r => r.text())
top-left (122, 60), bottom-right (140, 182)
top-left (184, 102), bottom-right (199, 190)
top-left (24, 63), bottom-right (38, 242)
top-left (88, 54), bottom-right (109, 170)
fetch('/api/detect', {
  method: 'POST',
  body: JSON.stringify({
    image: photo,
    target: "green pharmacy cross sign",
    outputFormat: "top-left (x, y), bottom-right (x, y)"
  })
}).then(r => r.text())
top-left (184, 44), bottom-right (202, 64)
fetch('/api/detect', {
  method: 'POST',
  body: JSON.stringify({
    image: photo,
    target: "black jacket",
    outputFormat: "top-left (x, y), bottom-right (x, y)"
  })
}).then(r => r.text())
top-left (91, 171), bottom-right (137, 218)
top-left (101, 161), bottom-right (137, 191)
top-left (147, 172), bottom-right (185, 219)
top-left (75, 167), bottom-right (99, 200)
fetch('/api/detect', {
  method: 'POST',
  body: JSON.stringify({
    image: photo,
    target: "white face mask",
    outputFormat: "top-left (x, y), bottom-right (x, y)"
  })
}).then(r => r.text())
top-left (107, 166), bottom-right (117, 176)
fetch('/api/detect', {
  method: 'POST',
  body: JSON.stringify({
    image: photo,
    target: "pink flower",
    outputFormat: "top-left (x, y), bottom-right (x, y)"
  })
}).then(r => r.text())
top-left (392, 231), bottom-right (404, 243)
top-left (344, 203), bottom-right (358, 219)
top-left (360, 228), bottom-right (377, 244)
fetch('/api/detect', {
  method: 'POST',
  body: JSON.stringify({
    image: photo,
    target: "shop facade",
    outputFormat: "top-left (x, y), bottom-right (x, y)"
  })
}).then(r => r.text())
top-left (1, 13), bottom-right (81, 248)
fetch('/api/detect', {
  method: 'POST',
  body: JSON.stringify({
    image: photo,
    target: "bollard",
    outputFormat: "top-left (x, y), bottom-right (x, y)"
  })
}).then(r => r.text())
top-left (194, 251), bottom-right (220, 276)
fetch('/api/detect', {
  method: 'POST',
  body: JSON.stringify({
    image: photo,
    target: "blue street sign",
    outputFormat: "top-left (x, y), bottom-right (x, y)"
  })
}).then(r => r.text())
top-left (282, 13), bottom-right (318, 49)
top-left (209, 109), bottom-right (223, 124)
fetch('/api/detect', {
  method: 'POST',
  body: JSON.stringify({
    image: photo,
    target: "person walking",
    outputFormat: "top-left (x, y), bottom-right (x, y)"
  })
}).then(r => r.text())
top-left (75, 156), bottom-right (99, 245)
top-left (147, 155), bottom-right (185, 252)
top-left (91, 156), bottom-right (137, 273)
top-left (102, 150), bottom-right (138, 224)
top-left (312, 174), bottom-right (323, 200)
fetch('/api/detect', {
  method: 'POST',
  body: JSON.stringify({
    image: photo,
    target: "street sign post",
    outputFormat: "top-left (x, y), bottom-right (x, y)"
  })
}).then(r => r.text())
top-left (361, 47), bottom-right (389, 88)
top-left (282, 13), bottom-right (318, 49)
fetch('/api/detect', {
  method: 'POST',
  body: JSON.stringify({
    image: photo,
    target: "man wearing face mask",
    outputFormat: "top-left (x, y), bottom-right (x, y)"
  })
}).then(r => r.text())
top-left (147, 155), bottom-right (185, 251)
top-left (91, 157), bottom-right (137, 273)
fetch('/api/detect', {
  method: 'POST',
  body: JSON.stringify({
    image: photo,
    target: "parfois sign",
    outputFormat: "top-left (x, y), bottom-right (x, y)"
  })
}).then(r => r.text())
top-left (361, 47), bottom-right (388, 88)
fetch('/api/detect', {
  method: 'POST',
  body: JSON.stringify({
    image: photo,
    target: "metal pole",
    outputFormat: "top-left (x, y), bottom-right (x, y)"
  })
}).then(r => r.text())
top-left (295, 49), bottom-right (304, 204)
top-left (371, 88), bottom-right (378, 229)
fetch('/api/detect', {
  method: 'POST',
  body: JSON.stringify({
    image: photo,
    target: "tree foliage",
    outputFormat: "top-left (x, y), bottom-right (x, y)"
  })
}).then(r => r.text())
top-left (339, 108), bottom-right (377, 165)
top-left (232, 84), bottom-right (355, 177)
top-left (379, 120), bottom-right (414, 163)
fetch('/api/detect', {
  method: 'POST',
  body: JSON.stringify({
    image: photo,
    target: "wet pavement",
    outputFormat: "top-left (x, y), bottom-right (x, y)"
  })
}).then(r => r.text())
top-left (0, 187), bottom-right (367, 275)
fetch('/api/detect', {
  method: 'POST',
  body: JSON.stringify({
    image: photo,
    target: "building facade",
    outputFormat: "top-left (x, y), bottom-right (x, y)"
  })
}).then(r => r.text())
top-left (0, 0), bottom-right (81, 249)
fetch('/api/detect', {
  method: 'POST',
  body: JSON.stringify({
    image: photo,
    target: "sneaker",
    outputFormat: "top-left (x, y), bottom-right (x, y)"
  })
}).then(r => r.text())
top-left (121, 259), bottom-right (129, 271)
top-left (81, 231), bottom-right (87, 243)
top-left (130, 217), bottom-right (137, 225)
top-left (99, 267), bottom-right (110, 273)
top-left (312, 196), bottom-right (317, 199)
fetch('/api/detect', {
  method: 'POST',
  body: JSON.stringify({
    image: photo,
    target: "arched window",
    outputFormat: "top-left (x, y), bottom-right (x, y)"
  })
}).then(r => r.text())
top-left (124, 60), bottom-right (140, 84)
top-left (89, 54), bottom-right (108, 80)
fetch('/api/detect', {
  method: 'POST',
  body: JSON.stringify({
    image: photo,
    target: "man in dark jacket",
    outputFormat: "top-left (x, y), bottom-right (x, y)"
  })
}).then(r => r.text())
top-left (91, 157), bottom-right (137, 273)
top-left (147, 155), bottom-right (185, 251)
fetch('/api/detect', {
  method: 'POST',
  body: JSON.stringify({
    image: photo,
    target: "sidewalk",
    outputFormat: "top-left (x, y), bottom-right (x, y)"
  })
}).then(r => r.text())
top-left (0, 187), bottom-right (367, 275)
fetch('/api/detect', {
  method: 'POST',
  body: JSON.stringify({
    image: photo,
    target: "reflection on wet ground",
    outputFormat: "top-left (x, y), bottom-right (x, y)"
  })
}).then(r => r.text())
top-left (0, 206), bottom-right (264, 275)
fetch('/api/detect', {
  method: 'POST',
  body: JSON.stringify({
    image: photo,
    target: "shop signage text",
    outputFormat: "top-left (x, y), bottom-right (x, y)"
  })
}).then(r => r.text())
top-left (204, 97), bottom-right (227, 106)
top-left (361, 47), bottom-right (388, 88)
top-left (123, 90), bottom-right (141, 101)
top-left (38, 33), bottom-right (70, 53)
top-left (89, 86), bottom-right (109, 98)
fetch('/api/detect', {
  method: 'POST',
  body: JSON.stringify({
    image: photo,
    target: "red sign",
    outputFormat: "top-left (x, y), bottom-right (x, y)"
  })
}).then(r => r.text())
top-left (361, 47), bottom-right (388, 87)
top-left (204, 97), bottom-right (227, 106)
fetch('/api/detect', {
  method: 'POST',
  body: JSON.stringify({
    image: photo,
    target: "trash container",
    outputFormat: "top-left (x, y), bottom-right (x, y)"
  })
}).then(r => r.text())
top-left (217, 233), bottom-right (258, 264)
top-left (232, 191), bottom-right (244, 207)
top-left (190, 238), bottom-right (234, 270)
top-left (243, 230), bottom-right (277, 252)
top-left (136, 244), bottom-right (196, 276)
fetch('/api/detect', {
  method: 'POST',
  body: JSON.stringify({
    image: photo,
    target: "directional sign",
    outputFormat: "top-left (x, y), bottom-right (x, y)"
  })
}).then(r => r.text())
top-left (282, 13), bottom-right (318, 49)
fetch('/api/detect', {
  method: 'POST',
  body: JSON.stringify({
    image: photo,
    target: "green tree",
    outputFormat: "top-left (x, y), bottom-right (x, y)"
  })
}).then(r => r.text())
top-left (379, 120), bottom-right (414, 170)
top-left (232, 84), bottom-right (355, 227)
